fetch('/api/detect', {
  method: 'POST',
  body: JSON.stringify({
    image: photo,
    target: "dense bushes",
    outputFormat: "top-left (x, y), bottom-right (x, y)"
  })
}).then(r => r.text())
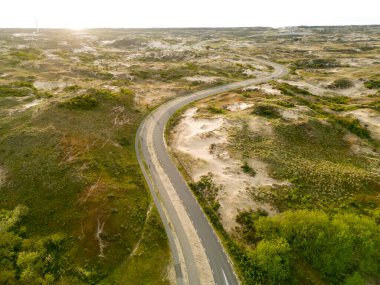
top-left (238, 210), bottom-right (380, 284)
top-left (241, 162), bottom-right (256, 176)
top-left (327, 78), bottom-right (354, 89)
top-left (0, 206), bottom-right (67, 284)
top-left (293, 58), bottom-right (341, 69)
top-left (61, 94), bottom-right (98, 110)
top-left (293, 58), bottom-right (339, 69)
top-left (276, 82), bottom-right (312, 96)
top-left (249, 238), bottom-right (291, 284)
top-left (190, 173), bottom-right (220, 212)
top-left (252, 104), bottom-right (280, 118)
top-left (0, 82), bottom-right (35, 97)
top-left (60, 88), bottom-right (135, 110)
top-left (364, 80), bottom-right (380, 89)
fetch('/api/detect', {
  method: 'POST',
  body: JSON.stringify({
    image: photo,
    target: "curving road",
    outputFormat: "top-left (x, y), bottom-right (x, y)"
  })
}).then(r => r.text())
top-left (135, 58), bottom-right (288, 285)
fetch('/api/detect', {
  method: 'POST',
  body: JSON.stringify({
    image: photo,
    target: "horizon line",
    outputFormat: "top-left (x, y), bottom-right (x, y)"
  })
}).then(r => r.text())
top-left (1, 23), bottom-right (380, 30)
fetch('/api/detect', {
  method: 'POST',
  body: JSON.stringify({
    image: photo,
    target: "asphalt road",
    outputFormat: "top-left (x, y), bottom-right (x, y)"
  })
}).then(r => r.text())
top-left (135, 58), bottom-right (288, 285)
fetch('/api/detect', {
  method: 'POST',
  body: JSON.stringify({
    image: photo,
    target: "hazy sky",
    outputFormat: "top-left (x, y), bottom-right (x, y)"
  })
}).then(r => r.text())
top-left (1, 0), bottom-right (379, 29)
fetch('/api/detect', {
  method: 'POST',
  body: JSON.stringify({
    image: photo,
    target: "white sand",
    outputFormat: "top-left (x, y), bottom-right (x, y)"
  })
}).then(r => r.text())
top-left (244, 83), bottom-right (282, 95)
top-left (184, 76), bottom-right (219, 83)
top-left (347, 108), bottom-right (380, 140)
top-left (33, 81), bottom-right (68, 90)
top-left (172, 108), bottom-right (281, 230)
top-left (226, 102), bottom-right (253, 112)
top-left (73, 46), bottom-right (96, 53)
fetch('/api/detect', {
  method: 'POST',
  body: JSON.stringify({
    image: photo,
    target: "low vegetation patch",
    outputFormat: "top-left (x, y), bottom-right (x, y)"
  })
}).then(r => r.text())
top-left (10, 48), bottom-right (42, 61)
top-left (0, 82), bottom-right (35, 97)
top-left (252, 104), bottom-right (281, 118)
top-left (331, 115), bottom-right (371, 139)
top-left (207, 105), bottom-right (226, 114)
top-left (63, 85), bottom-right (81, 92)
top-left (190, 173), bottom-right (221, 212)
top-left (364, 80), bottom-right (380, 89)
top-left (327, 78), bottom-right (354, 89)
top-left (293, 58), bottom-right (341, 69)
top-left (61, 94), bottom-right (98, 110)
top-left (241, 162), bottom-right (256, 177)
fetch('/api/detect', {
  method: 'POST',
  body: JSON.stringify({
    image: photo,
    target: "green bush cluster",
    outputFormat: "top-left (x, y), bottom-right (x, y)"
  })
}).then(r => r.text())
top-left (252, 104), bottom-right (280, 118)
top-left (234, 209), bottom-right (380, 284)
top-left (207, 105), bottom-right (226, 114)
top-left (0, 82), bottom-right (35, 97)
top-left (10, 48), bottom-right (42, 61)
top-left (190, 173), bottom-right (221, 212)
top-left (276, 82), bottom-right (312, 96)
top-left (327, 78), bottom-right (354, 89)
top-left (241, 162), bottom-right (256, 177)
top-left (248, 210), bottom-right (380, 284)
top-left (60, 88), bottom-right (134, 110)
top-left (61, 94), bottom-right (98, 110)
top-left (293, 58), bottom-right (341, 69)
top-left (364, 80), bottom-right (380, 89)
top-left (63, 85), bottom-right (81, 92)
top-left (0, 206), bottom-right (68, 284)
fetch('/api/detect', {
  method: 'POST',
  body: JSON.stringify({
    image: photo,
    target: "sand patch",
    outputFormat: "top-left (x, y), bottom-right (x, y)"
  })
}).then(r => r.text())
top-left (73, 46), bottom-right (96, 53)
top-left (184, 76), bottom-right (219, 83)
top-left (244, 83), bottom-right (282, 95)
top-left (344, 133), bottom-right (380, 160)
top-left (247, 116), bottom-right (274, 136)
top-left (23, 99), bottom-right (43, 109)
top-left (226, 102), bottom-right (253, 112)
top-left (172, 108), bottom-right (282, 230)
top-left (33, 81), bottom-right (69, 90)
top-left (133, 82), bottom-right (181, 108)
top-left (281, 105), bottom-right (311, 121)
top-left (242, 69), bottom-right (259, 77)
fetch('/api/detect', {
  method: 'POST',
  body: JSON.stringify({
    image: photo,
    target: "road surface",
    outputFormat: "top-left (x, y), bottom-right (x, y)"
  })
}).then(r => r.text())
top-left (135, 58), bottom-right (288, 285)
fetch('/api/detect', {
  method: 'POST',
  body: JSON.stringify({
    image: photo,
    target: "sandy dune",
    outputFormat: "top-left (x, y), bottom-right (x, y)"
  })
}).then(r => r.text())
top-left (172, 108), bottom-right (280, 230)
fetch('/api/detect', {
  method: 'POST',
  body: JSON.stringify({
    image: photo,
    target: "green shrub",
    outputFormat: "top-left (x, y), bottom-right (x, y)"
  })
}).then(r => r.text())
top-left (252, 104), bottom-right (280, 118)
top-left (63, 85), bottom-right (81, 92)
top-left (293, 58), bottom-right (341, 69)
top-left (190, 173), bottom-right (220, 212)
top-left (0, 82), bottom-right (36, 97)
top-left (276, 82), bottom-right (312, 96)
top-left (0, 206), bottom-right (69, 284)
top-left (249, 238), bottom-right (291, 284)
top-left (364, 80), bottom-right (380, 89)
top-left (241, 162), bottom-right (256, 176)
top-left (207, 105), bottom-right (225, 114)
top-left (120, 88), bottom-right (135, 96)
top-left (61, 94), bottom-right (98, 110)
top-left (343, 272), bottom-right (366, 285)
top-left (328, 78), bottom-right (354, 89)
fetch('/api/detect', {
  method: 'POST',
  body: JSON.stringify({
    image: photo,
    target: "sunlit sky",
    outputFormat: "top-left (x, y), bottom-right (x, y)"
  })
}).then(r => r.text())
top-left (1, 0), bottom-right (379, 29)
